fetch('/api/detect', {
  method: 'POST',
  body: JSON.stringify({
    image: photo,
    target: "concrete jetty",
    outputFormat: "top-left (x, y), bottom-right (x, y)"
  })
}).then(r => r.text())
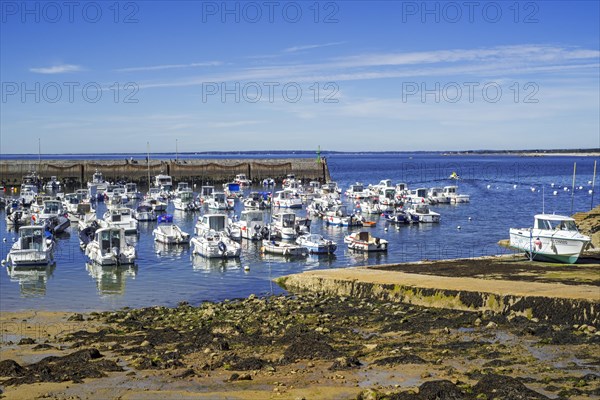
top-left (0, 157), bottom-right (331, 186)
top-left (278, 255), bottom-right (600, 326)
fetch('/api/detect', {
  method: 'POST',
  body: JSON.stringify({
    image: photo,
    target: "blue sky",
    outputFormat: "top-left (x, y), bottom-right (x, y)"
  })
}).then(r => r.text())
top-left (1, 1), bottom-right (599, 153)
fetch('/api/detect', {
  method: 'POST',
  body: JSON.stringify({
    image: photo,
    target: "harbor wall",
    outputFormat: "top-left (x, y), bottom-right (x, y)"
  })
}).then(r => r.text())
top-left (0, 158), bottom-right (332, 186)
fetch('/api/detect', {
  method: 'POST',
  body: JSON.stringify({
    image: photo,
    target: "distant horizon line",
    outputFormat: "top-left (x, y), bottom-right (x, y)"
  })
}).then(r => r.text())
top-left (1, 148), bottom-right (599, 157)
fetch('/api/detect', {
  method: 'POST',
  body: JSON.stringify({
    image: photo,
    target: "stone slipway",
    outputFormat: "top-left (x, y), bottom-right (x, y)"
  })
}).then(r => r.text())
top-left (278, 265), bottom-right (600, 326)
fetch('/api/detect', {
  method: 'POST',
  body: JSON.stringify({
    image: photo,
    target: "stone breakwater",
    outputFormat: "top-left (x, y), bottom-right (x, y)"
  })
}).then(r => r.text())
top-left (278, 256), bottom-right (600, 326)
top-left (0, 158), bottom-right (331, 185)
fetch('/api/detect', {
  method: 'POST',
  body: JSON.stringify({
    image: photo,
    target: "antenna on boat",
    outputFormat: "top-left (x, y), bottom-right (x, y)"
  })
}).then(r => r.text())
top-left (591, 160), bottom-right (597, 211)
top-left (571, 162), bottom-right (576, 214)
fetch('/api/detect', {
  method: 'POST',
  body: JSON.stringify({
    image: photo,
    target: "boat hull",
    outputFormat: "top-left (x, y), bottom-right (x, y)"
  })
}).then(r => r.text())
top-left (509, 229), bottom-right (588, 264)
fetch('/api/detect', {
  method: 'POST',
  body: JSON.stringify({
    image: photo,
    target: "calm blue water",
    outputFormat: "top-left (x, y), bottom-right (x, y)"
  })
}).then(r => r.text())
top-left (1, 154), bottom-right (598, 312)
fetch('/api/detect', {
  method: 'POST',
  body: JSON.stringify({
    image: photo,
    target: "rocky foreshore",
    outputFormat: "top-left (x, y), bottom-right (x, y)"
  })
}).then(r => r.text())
top-left (1, 292), bottom-right (599, 399)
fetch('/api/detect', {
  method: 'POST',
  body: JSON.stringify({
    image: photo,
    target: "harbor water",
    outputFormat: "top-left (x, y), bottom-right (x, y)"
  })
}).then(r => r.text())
top-left (1, 153), bottom-right (598, 311)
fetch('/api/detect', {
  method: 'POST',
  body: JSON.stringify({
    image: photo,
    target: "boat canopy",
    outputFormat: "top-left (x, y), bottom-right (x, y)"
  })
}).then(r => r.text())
top-left (534, 215), bottom-right (578, 231)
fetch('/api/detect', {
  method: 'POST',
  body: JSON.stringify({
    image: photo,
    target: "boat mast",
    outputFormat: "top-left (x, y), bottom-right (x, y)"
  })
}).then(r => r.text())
top-left (147, 142), bottom-right (150, 191)
top-left (176, 139), bottom-right (179, 163)
top-left (570, 162), bottom-right (576, 214)
top-left (592, 160), bottom-right (597, 211)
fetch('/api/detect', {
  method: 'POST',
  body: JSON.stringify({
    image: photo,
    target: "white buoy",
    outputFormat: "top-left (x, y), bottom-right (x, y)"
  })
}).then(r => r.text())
top-left (530, 187), bottom-right (536, 192)
top-left (590, 190), bottom-right (594, 195)
top-left (564, 187), bottom-right (568, 191)
top-left (486, 185), bottom-right (491, 189)
top-left (2, 238), bottom-right (6, 242)
top-left (553, 191), bottom-right (558, 195)
top-left (468, 217), bottom-right (472, 221)
top-left (551, 183), bottom-right (555, 187)
top-left (589, 180), bottom-right (593, 185)
top-left (384, 227), bottom-right (388, 231)
top-left (457, 226), bottom-right (461, 230)
top-left (513, 184), bottom-right (517, 189)
top-left (244, 265), bottom-right (250, 271)
top-left (156, 250), bottom-right (161, 255)
top-left (579, 186), bottom-right (583, 190)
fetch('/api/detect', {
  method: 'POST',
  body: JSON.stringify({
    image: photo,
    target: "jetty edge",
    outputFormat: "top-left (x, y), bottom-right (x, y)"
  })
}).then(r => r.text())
top-left (0, 157), bottom-right (331, 186)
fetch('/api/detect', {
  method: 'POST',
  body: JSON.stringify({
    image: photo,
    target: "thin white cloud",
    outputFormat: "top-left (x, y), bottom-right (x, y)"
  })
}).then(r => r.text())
top-left (29, 64), bottom-right (82, 74)
top-left (283, 41), bottom-right (345, 53)
top-left (115, 62), bottom-right (223, 73)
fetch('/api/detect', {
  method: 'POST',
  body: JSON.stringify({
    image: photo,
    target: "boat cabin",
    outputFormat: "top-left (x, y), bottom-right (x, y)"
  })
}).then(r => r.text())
top-left (91, 170), bottom-right (105, 184)
top-left (19, 226), bottom-right (48, 251)
top-left (107, 207), bottom-right (133, 223)
top-left (96, 228), bottom-right (123, 254)
top-left (241, 210), bottom-right (264, 223)
top-left (200, 186), bottom-right (214, 198)
top-left (273, 212), bottom-right (296, 228)
top-left (198, 214), bottom-right (228, 232)
top-left (154, 174), bottom-right (173, 191)
top-left (534, 215), bottom-right (579, 231)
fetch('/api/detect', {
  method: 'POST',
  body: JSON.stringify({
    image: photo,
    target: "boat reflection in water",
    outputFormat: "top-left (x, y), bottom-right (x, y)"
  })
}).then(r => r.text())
top-left (6, 263), bottom-right (56, 297)
top-left (191, 253), bottom-right (242, 272)
top-left (86, 262), bottom-right (138, 296)
top-left (154, 240), bottom-right (190, 259)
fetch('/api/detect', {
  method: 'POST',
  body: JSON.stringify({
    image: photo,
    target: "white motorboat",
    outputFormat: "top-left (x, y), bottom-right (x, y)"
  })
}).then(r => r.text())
top-left (195, 213), bottom-right (240, 240)
top-left (345, 183), bottom-right (370, 199)
top-left (124, 183), bottom-right (143, 200)
top-left (243, 192), bottom-right (268, 210)
top-left (5, 201), bottom-right (31, 225)
top-left (270, 212), bottom-right (299, 240)
top-left (272, 190), bottom-right (302, 208)
top-left (407, 188), bottom-right (429, 204)
top-left (509, 214), bottom-right (591, 264)
top-left (103, 207), bottom-right (138, 234)
top-left (406, 204), bottom-right (441, 223)
top-left (234, 173), bottom-right (251, 186)
top-left (35, 199), bottom-right (65, 225)
top-left (199, 186), bottom-right (215, 203)
top-left (43, 215), bottom-right (71, 235)
top-left (206, 192), bottom-right (232, 210)
top-left (345, 231), bottom-right (388, 252)
top-left (296, 233), bottom-right (337, 255)
top-left (175, 182), bottom-right (191, 196)
top-left (173, 191), bottom-right (200, 211)
top-left (191, 230), bottom-right (241, 258)
top-left (134, 203), bottom-right (157, 221)
top-left (85, 227), bottom-right (136, 265)
top-left (87, 169), bottom-right (108, 199)
top-left (154, 173), bottom-right (173, 193)
top-left (358, 198), bottom-right (386, 214)
top-left (261, 239), bottom-right (308, 257)
top-left (7, 226), bottom-right (54, 266)
top-left (427, 187), bottom-right (450, 204)
top-left (20, 185), bottom-right (37, 205)
top-left (324, 205), bottom-right (363, 227)
top-left (153, 215), bottom-right (190, 245)
top-left (443, 186), bottom-right (470, 204)
top-left (44, 176), bottom-right (61, 191)
top-left (262, 178), bottom-right (275, 186)
top-left (234, 210), bottom-right (268, 240)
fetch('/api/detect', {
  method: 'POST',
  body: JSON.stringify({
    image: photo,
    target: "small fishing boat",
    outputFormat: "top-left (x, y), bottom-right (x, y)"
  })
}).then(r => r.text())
top-left (173, 191), bottom-right (200, 211)
top-left (345, 231), bottom-right (388, 252)
top-left (175, 182), bottom-right (191, 196)
top-left (134, 203), bottom-right (157, 221)
top-left (261, 239), bottom-right (308, 257)
top-left (406, 204), bottom-right (441, 223)
top-left (7, 226), bottom-right (54, 266)
top-left (427, 187), bottom-right (449, 204)
top-left (324, 205), bottom-right (363, 227)
top-left (19, 185), bottom-right (37, 206)
top-left (87, 169), bottom-right (108, 199)
top-left (152, 215), bottom-right (190, 245)
top-left (407, 188), bottom-right (429, 204)
top-left (43, 215), bottom-right (71, 235)
top-left (191, 230), bottom-right (241, 258)
top-left (296, 233), bottom-right (337, 255)
top-left (272, 190), bottom-right (302, 208)
top-left (443, 186), bottom-right (470, 204)
top-left (154, 173), bottom-right (173, 193)
top-left (103, 207), bottom-right (138, 234)
top-left (198, 185), bottom-right (215, 203)
top-left (85, 227), bottom-right (136, 265)
top-left (345, 182), bottom-right (370, 199)
top-left (44, 176), bottom-right (61, 191)
top-left (124, 183), bottom-right (143, 200)
top-left (270, 212), bottom-right (299, 240)
top-left (382, 209), bottom-right (410, 224)
top-left (234, 210), bottom-right (268, 240)
top-left (5, 201), bottom-right (31, 225)
top-left (234, 173), bottom-right (252, 186)
top-left (195, 213), bottom-right (240, 240)
top-left (262, 178), bottom-right (275, 186)
top-left (206, 192), bottom-right (232, 210)
top-left (509, 214), bottom-right (591, 264)
top-left (243, 192), bottom-right (268, 210)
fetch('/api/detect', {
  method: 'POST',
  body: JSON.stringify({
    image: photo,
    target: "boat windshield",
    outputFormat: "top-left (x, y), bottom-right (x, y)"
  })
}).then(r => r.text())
top-left (537, 218), bottom-right (578, 231)
top-left (281, 214), bottom-right (295, 227)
